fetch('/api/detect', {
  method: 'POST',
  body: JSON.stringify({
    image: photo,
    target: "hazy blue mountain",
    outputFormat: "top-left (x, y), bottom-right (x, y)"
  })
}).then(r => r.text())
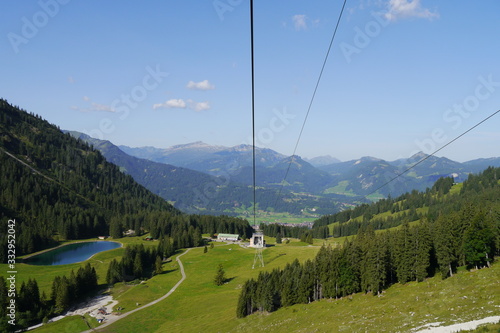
top-left (463, 157), bottom-right (500, 173)
top-left (66, 132), bottom-right (345, 215)
top-left (320, 156), bottom-right (384, 175)
top-left (305, 155), bottom-right (341, 167)
top-left (317, 152), bottom-right (500, 197)
top-left (388, 152), bottom-right (469, 183)
top-left (119, 141), bottom-right (226, 168)
top-left (119, 142), bottom-right (286, 176)
top-left (319, 157), bottom-right (408, 196)
top-left (231, 155), bottom-right (336, 193)
top-left (105, 138), bottom-right (500, 200)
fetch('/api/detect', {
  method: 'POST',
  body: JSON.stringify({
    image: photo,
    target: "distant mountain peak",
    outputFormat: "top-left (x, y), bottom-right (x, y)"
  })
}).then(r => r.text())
top-left (230, 144), bottom-right (253, 151)
top-left (356, 156), bottom-right (382, 164)
top-left (410, 151), bottom-right (430, 160)
top-left (170, 141), bottom-right (212, 149)
top-left (305, 155), bottom-right (341, 167)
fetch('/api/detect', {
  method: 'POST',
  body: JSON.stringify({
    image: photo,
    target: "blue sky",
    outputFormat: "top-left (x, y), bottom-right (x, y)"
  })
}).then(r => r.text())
top-left (1, 0), bottom-right (499, 162)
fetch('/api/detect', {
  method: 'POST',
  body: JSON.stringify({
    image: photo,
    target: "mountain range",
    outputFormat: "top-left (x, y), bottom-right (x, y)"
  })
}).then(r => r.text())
top-left (119, 140), bottom-right (500, 196)
top-left (66, 132), bottom-right (344, 216)
top-left (119, 141), bottom-right (286, 175)
top-left (69, 132), bottom-right (500, 215)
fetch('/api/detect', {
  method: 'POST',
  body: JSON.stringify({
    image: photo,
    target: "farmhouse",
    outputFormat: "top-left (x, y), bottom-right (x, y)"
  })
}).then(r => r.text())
top-left (217, 233), bottom-right (239, 241)
top-left (124, 229), bottom-right (136, 236)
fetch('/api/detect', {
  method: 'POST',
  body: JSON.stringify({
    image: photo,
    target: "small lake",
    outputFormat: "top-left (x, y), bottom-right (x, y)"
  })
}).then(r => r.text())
top-left (24, 241), bottom-right (121, 266)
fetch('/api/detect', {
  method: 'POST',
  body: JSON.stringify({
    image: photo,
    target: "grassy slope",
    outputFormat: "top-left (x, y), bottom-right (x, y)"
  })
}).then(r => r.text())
top-left (233, 264), bottom-right (500, 332)
top-left (99, 242), bottom-right (500, 333)
top-left (108, 249), bottom-right (184, 313)
top-left (23, 235), bottom-right (500, 333)
top-left (100, 242), bottom-right (320, 333)
top-left (33, 314), bottom-right (99, 333)
top-left (326, 182), bottom-right (462, 232)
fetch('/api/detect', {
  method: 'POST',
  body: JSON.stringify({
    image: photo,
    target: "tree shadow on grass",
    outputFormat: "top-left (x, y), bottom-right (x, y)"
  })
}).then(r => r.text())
top-left (156, 268), bottom-right (176, 275)
top-left (264, 252), bottom-right (287, 265)
top-left (225, 276), bottom-right (237, 284)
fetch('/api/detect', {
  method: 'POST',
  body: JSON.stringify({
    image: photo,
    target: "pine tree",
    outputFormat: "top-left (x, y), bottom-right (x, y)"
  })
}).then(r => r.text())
top-left (69, 269), bottom-right (79, 299)
top-left (297, 259), bottom-right (315, 303)
top-left (53, 276), bottom-right (70, 313)
top-left (276, 233), bottom-right (282, 244)
top-left (255, 271), bottom-right (273, 311)
top-left (26, 278), bottom-right (41, 314)
top-left (434, 214), bottom-right (458, 278)
top-left (236, 279), bottom-right (256, 318)
top-left (314, 245), bottom-right (332, 299)
top-left (154, 255), bottom-right (163, 275)
top-left (413, 221), bottom-right (432, 282)
top-left (214, 263), bottom-right (226, 286)
top-left (359, 228), bottom-right (374, 294)
top-left (106, 259), bottom-right (122, 284)
top-left (133, 253), bottom-right (143, 279)
top-left (360, 228), bottom-right (388, 295)
top-left (392, 223), bottom-right (413, 283)
top-left (306, 233), bottom-right (313, 245)
top-left (463, 211), bottom-right (494, 269)
top-left (340, 240), bottom-right (360, 296)
top-left (203, 245), bottom-right (208, 253)
top-left (193, 228), bottom-right (202, 247)
top-left (110, 217), bottom-right (123, 239)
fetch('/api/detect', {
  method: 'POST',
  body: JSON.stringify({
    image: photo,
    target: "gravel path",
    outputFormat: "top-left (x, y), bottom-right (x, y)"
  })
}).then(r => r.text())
top-left (415, 316), bottom-right (500, 332)
top-left (81, 248), bottom-right (191, 332)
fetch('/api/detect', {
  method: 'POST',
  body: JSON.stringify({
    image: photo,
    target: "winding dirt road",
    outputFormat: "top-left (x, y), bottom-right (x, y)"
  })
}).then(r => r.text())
top-left (81, 248), bottom-right (192, 332)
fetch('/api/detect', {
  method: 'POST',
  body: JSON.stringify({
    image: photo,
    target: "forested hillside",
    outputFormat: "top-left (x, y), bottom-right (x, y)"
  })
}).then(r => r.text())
top-left (0, 100), bottom-right (252, 260)
top-left (238, 168), bottom-right (500, 318)
top-left (312, 169), bottom-right (500, 237)
top-left (64, 131), bottom-right (226, 212)
top-left (0, 99), bottom-right (183, 257)
top-left (0, 99), bottom-right (257, 330)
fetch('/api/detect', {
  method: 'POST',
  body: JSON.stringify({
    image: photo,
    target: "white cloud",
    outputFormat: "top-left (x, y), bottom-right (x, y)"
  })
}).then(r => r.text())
top-left (384, 0), bottom-right (439, 22)
top-left (186, 80), bottom-right (215, 91)
top-left (292, 14), bottom-right (307, 30)
top-left (90, 102), bottom-right (114, 112)
top-left (153, 98), bottom-right (210, 112)
top-left (71, 97), bottom-right (115, 113)
top-left (188, 100), bottom-right (210, 112)
top-left (153, 99), bottom-right (187, 110)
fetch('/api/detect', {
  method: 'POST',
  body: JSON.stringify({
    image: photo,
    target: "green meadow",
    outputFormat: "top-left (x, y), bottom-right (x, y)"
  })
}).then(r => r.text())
top-left (98, 241), bottom-right (320, 333)
top-left (103, 240), bottom-right (500, 332)
top-left (101, 243), bottom-right (499, 333)
top-left (6, 235), bottom-right (500, 332)
top-left (33, 314), bottom-right (99, 333)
